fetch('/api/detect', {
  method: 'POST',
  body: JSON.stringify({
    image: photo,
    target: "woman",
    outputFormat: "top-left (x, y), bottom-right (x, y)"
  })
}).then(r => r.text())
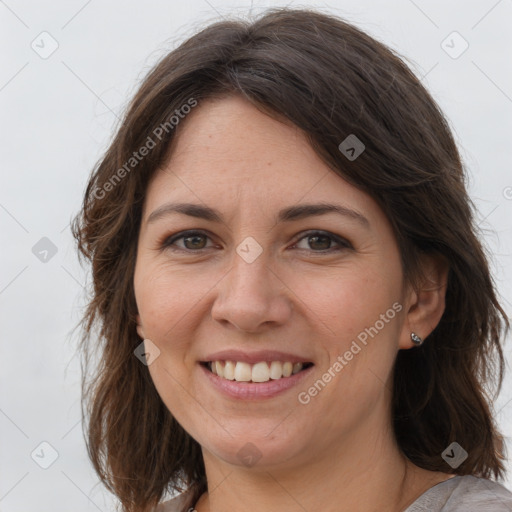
top-left (72, 7), bottom-right (512, 512)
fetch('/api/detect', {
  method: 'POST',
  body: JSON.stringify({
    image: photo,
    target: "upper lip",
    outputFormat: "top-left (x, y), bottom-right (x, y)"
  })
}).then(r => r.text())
top-left (201, 350), bottom-right (314, 365)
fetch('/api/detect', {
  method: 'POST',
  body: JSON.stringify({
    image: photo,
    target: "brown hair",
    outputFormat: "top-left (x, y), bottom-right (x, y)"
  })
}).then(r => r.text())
top-left (71, 7), bottom-right (510, 511)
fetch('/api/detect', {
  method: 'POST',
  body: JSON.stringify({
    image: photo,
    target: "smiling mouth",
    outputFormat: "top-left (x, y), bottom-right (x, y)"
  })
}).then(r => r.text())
top-left (201, 360), bottom-right (314, 383)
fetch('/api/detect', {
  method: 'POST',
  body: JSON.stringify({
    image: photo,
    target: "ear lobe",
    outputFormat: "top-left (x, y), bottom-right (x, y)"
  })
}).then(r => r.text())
top-left (399, 253), bottom-right (449, 349)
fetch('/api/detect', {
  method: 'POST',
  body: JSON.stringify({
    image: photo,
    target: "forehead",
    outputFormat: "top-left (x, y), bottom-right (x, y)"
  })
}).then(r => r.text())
top-left (143, 95), bottom-right (381, 227)
top-left (160, 95), bottom-right (322, 183)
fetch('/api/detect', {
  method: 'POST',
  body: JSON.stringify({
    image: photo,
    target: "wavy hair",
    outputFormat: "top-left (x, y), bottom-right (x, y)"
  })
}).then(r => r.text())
top-left (71, 7), bottom-right (510, 511)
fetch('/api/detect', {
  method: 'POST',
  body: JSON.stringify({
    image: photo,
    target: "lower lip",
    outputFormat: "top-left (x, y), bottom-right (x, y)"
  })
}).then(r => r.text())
top-left (199, 363), bottom-right (314, 400)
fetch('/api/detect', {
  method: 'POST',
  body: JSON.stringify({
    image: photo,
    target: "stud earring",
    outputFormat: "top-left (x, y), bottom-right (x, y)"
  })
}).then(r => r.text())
top-left (411, 332), bottom-right (423, 346)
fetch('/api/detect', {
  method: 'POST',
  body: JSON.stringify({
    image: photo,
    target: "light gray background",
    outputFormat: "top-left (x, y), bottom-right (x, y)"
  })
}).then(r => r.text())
top-left (1, 0), bottom-right (511, 510)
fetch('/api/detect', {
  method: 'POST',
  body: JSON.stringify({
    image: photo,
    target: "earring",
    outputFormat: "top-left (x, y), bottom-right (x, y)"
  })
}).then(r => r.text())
top-left (411, 332), bottom-right (423, 346)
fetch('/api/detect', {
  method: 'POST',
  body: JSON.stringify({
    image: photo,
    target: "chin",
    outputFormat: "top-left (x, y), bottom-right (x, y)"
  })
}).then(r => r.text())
top-left (199, 427), bottom-right (310, 470)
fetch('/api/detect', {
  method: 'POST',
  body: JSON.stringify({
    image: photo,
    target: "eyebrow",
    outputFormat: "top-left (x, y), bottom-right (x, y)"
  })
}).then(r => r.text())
top-left (146, 202), bottom-right (370, 228)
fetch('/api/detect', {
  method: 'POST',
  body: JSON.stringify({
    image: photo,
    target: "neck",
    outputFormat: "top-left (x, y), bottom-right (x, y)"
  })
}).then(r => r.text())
top-left (194, 401), bottom-right (434, 512)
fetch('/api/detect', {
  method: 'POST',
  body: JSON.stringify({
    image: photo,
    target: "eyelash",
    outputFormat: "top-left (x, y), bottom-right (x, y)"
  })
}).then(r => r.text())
top-left (160, 229), bottom-right (353, 254)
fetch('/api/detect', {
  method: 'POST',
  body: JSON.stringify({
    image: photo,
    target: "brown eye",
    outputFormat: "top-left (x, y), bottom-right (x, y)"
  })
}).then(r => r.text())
top-left (306, 234), bottom-right (331, 250)
top-left (161, 229), bottom-right (352, 254)
top-left (293, 231), bottom-right (352, 252)
top-left (162, 230), bottom-right (213, 251)
top-left (181, 233), bottom-right (208, 250)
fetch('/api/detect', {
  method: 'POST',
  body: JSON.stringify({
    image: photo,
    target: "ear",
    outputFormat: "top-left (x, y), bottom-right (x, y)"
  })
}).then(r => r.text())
top-left (136, 314), bottom-right (145, 340)
top-left (399, 252), bottom-right (449, 349)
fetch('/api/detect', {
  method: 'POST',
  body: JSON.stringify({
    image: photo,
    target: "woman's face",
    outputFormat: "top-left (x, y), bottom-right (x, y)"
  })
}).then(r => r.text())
top-left (134, 95), bottom-right (416, 470)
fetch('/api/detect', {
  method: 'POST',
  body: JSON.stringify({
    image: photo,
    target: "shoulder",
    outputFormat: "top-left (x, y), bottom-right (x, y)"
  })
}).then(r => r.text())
top-left (405, 475), bottom-right (512, 512)
top-left (153, 489), bottom-right (196, 512)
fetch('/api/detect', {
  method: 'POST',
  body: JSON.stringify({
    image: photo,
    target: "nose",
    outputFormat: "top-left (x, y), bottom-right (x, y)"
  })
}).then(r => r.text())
top-left (210, 249), bottom-right (293, 333)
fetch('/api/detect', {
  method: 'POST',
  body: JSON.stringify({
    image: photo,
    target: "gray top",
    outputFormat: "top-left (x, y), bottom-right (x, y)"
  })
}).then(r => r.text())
top-left (155, 475), bottom-right (512, 511)
top-left (403, 475), bottom-right (512, 511)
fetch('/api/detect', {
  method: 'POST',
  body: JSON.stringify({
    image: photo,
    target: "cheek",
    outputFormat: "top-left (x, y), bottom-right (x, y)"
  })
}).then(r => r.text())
top-left (298, 269), bottom-right (402, 414)
top-left (136, 266), bottom-right (208, 418)
top-left (135, 262), bottom-right (210, 338)
top-left (297, 265), bottom-right (401, 341)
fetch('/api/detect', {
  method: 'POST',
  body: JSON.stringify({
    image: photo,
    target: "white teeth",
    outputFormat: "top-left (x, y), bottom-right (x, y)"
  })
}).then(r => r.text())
top-left (215, 361), bottom-right (224, 378)
top-left (234, 362), bottom-right (252, 382)
top-left (224, 361), bottom-right (236, 380)
top-left (252, 361), bottom-right (270, 382)
top-left (207, 360), bottom-right (306, 382)
top-left (269, 361), bottom-right (283, 379)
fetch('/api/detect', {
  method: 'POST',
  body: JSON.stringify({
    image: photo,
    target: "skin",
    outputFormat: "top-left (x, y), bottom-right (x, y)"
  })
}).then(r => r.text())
top-left (134, 95), bottom-right (453, 512)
